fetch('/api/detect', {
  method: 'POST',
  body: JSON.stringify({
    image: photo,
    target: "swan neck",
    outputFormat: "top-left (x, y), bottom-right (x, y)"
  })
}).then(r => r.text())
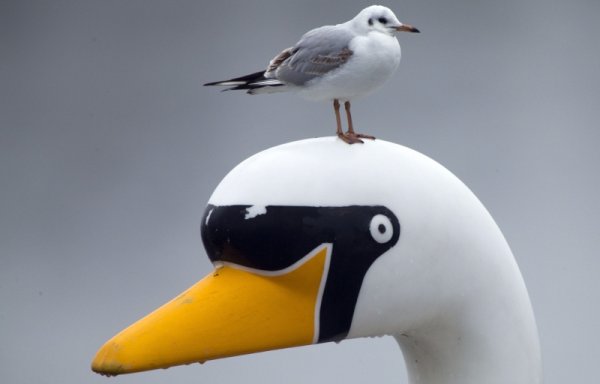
top-left (393, 290), bottom-right (542, 384)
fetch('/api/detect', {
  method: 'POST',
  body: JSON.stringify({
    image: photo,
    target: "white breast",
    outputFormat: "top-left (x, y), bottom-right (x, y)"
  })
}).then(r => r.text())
top-left (299, 33), bottom-right (401, 102)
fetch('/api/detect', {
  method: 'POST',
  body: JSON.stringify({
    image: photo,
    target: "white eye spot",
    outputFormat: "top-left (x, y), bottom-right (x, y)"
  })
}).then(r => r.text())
top-left (369, 214), bottom-right (393, 243)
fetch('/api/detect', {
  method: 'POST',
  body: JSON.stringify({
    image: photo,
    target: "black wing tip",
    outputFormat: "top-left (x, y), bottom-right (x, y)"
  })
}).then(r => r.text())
top-left (204, 71), bottom-right (268, 88)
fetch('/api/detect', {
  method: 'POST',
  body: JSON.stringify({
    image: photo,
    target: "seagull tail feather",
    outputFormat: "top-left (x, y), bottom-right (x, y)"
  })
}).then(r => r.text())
top-left (204, 71), bottom-right (286, 94)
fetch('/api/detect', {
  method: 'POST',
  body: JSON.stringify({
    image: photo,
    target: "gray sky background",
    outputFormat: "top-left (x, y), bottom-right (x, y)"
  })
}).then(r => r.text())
top-left (1, 1), bottom-right (598, 383)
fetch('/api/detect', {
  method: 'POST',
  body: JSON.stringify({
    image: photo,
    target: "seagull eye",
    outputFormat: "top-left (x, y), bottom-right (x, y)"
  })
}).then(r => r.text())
top-left (369, 214), bottom-right (393, 244)
top-left (368, 18), bottom-right (373, 26)
top-left (378, 17), bottom-right (388, 24)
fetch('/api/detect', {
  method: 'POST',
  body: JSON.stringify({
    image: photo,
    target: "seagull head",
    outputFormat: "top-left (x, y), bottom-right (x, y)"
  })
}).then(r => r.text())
top-left (352, 5), bottom-right (420, 36)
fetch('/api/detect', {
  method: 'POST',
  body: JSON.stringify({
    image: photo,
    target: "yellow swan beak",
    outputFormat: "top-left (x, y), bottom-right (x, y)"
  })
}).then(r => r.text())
top-left (92, 245), bottom-right (330, 375)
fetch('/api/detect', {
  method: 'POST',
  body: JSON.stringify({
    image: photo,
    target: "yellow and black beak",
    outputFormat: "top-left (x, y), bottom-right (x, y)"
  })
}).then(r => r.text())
top-left (92, 205), bottom-right (400, 376)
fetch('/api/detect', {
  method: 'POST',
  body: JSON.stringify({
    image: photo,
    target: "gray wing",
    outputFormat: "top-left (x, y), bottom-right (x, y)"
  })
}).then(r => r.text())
top-left (266, 26), bottom-right (355, 86)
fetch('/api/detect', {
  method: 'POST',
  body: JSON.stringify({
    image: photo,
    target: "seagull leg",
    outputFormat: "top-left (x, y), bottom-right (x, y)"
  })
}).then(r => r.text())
top-left (345, 101), bottom-right (375, 142)
top-left (334, 100), bottom-right (360, 144)
top-left (334, 99), bottom-right (362, 144)
top-left (334, 99), bottom-right (344, 138)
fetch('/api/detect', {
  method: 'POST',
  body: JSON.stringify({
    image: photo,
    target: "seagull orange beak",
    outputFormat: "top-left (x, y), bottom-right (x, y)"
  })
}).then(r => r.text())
top-left (396, 24), bottom-right (420, 33)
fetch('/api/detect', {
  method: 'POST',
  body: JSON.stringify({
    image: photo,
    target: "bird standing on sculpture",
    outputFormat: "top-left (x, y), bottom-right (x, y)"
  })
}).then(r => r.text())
top-left (204, 5), bottom-right (419, 144)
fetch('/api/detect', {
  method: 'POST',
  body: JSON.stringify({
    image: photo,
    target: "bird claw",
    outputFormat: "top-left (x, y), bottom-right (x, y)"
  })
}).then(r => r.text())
top-left (354, 133), bottom-right (376, 140)
top-left (338, 132), bottom-right (376, 144)
top-left (338, 132), bottom-right (363, 144)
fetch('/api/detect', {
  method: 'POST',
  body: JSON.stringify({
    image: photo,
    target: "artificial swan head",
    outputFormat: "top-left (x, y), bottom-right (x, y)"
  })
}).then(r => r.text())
top-left (92, 138), bottom-right (541, 384)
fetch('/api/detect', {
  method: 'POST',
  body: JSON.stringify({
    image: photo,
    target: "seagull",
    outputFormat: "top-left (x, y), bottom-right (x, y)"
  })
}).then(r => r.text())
top-left (204, 5), bottom-right (419, 144)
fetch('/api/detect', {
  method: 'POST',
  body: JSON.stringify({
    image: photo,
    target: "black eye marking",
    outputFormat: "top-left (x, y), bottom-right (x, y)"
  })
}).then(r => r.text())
top-left (378, 17), bottom-right (388, 24)
top-left (201, 204), bottom-right (401, 343)
top-left (202, 205), bottom-right (400, 269)
top-left (368, 18), bottom-right (373, 26)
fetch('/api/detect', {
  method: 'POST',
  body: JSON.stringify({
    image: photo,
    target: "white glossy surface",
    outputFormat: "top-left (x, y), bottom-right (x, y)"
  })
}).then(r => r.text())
top-left (209, 137), bottom-right (542, 384)
top-left (210, 137), bottom-right (442, 206)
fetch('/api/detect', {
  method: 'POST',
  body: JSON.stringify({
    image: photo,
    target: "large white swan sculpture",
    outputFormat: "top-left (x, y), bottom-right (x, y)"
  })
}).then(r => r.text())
top-left (92, 138), bottom-right (542, 384)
